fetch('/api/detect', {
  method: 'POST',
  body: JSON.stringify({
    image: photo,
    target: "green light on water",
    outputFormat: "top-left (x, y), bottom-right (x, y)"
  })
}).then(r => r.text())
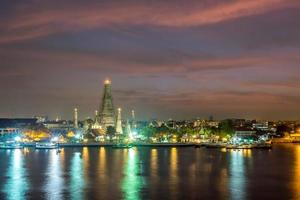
top-left (3, 149), bottom-right (29, 200)
top-left (121, 149), bottom-right (144, 200)
top-left (45, 150), bottom-right (64, 200)
top-left (70, 152), bottom-right (85, 200)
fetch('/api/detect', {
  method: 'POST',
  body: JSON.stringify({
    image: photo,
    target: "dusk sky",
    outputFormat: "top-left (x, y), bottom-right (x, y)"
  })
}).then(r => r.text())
top-left (0, 0), bottom-right (299, 120)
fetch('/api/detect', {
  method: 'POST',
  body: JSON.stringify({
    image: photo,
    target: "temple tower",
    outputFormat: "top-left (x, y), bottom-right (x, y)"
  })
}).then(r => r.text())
top-left (126, 120), bottom-right (131, 136)
top-left (74, 108), bottom-right (78, 128)
top-left (92, 110), bottom-right (102, 129)
top-left (98, 79), bottom-right (115, 130)
top-left (131, 110), bottom-right (135, 120)
top-left (115, 108), bottom-right (123, 134)
top-left (131, 110), bottom-right (137, 130)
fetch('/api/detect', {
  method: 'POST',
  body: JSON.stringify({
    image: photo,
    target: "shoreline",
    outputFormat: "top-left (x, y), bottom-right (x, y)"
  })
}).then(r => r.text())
top-left (18, 142), bottom-right (300, 148)
top-left (21, 142), bottom-right (196, 148)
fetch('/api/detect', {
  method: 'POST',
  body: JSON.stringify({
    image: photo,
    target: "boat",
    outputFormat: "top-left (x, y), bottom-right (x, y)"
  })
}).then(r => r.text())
top-left (112, 143), bottom-right (133, 149)
top-left (204, 143), bottom-right (226, 148)
top-left (194, 143), bottom-right (207, 148)
top-left (254, 143), bottom-right (272, 149)
top-left (35, 142), bottom-right (58, 149)
top-left (0, 142), bottom-right (23, 149)
top-left (226, 144), bottom-right (254, 149)
top-left (226, 143), bottom-right (272, 150)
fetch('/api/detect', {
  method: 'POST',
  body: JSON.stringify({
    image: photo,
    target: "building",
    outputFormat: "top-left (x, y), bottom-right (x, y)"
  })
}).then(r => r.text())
top-left (252, 121), bottom-right (269, 131)
top-left (43, 120), bottom-right (73, 129)
top-left (95, 79), bottom-right (116, 131)
top-left (0, 118), bottom-right (38, 136)
top-left (34, 116), bottom-right (48, 123)
top-left (234, 127), bottom-right (256, 136)
top-left (0, 118), bottom-right (37, 128)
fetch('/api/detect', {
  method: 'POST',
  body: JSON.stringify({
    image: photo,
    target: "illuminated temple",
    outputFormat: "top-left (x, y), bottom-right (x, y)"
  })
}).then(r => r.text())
top-left (94, 79), bottom-right (116, 132)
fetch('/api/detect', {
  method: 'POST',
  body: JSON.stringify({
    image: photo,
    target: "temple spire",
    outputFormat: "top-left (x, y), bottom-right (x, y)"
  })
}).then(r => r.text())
top-left (131, 109), bottom-right (137, 129)
top-left (116, 108), bottom-right (123, 134)
top-left (126, 120), bottom-right (131, 136)
top-left (74, 108), bottom-right (78, 128)
top-left (97, 79), bottom-right (115, 131)
top-left (131, 110), bottom-right (135, 120)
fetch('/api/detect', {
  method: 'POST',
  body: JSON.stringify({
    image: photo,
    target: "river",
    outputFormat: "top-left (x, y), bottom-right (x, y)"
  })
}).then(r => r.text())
top-left (0, 144), bottom-right (299, 200)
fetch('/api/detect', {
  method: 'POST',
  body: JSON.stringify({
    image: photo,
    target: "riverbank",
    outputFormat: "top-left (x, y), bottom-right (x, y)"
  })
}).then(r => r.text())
top-left (272, 138), bottom-right (300, 143)
top-left (22, 142), bottom-right (195, 148)
top-left (19, 140), bottom-right (300, 148)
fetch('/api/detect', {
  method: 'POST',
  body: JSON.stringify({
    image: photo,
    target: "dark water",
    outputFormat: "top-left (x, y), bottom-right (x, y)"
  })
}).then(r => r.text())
top-left (0, 144), bottom-right (299, 200)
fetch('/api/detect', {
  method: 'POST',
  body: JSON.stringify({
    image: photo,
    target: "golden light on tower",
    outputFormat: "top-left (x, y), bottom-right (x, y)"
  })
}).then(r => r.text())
top-left (104, 79), bottom-right (111, 85)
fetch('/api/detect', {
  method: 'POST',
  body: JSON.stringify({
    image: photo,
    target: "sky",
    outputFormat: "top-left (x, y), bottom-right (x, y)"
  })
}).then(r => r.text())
top-left (0, 0), bottom-right (299, 120)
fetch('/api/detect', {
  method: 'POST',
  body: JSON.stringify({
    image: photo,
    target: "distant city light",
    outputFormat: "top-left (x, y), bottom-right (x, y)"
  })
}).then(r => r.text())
top-left (75, 134), bottom-right (81, 139)
top-left (14, 136), bottom-right (21, 142)
top-left (51, 137), bottom-right (58, 142)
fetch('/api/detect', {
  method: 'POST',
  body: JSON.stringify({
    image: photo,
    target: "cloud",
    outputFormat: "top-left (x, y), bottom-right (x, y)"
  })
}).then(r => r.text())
top-left (1, 46), bottom-right (299, 76)
top-left (112, 88), bottom-right (300, 119)
top-left (0, 45), bottom-right (299, 119)
top-left (0, 0), bottom-right (299, 43)
top-left (0, 0), bottom-right (299, 120)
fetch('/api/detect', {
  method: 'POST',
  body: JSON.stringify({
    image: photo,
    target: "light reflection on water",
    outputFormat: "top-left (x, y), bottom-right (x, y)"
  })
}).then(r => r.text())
top-left (44, 150), bottom-right (64, 200)
top-left (82, 147), bottom-right (90, 188)
top-left (150, 149), bottom-right (158, 179)
top-left (70, 151), bottom-right (85, 200)
top-left (2, 149), bottom-right (29, 200)
top-left (229, 150), bottom-right (247, 200)
top-left (0, 145), bottom-right (299, 199)
top-left (293, 145), bottom-right (300, 199)
top-left (169, 147), bottom-right (178, 199)
top-left (98, 147), bottom-right (107, 182)
top-left (121, 148), bottom-right (145, 200)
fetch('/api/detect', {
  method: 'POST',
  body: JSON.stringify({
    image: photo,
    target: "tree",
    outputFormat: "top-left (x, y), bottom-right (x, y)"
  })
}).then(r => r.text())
top-left (106, 126), bottom-right (116, 135)
top-left (140, 126), bottom-right (156, 139)
top-left (276, 124), bottom-right (291, 137)
top-left (219, 119), bottom-right (234, 136)
top-left (210, 127), bottom-right (219, 136)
